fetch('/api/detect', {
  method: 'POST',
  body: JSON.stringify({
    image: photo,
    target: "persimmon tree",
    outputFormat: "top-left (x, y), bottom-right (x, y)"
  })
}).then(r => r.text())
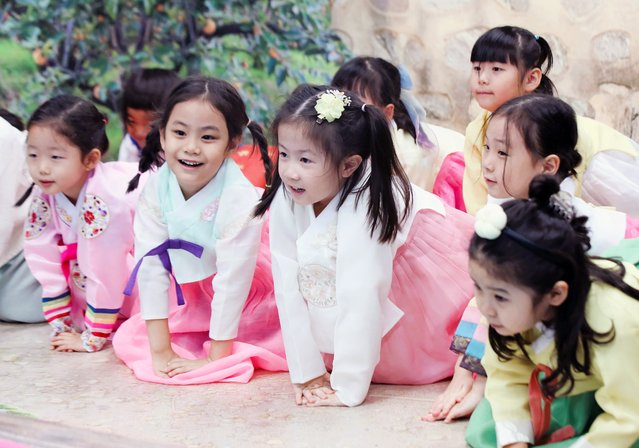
top-left (0, 0), bottom-right (349, 124)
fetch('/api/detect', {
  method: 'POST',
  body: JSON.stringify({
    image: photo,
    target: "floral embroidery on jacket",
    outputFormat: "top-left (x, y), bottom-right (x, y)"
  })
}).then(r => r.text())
top-left (25, 197), bottom-right (51, 240)
top-left (298, 264), bottom-right (337, 308)
top-left (201, 199), bottom-right (220, 221)
top-left (80, 194), bottom-right (110, 239)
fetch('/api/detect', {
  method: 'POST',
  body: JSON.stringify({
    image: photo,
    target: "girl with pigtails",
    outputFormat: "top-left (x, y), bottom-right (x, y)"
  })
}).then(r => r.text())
top-left (113, 76), bottom-right (286, 385)
top-left (254, 85), bottom-right (474, 407)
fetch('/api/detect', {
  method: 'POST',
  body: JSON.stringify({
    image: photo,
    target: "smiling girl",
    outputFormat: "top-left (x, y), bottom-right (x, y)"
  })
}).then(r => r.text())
top-left (113, 76), bottom-right (286, 385)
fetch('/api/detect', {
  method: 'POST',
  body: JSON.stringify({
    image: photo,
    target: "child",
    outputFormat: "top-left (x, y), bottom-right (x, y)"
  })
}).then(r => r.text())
top-left (0, 112), bottom-right (43, 323)
top-left (254, 85), bottom-right (474, 407)
top-left (118, 68), bottom-right (181, 162)
top-left (426, 94), bottom-right (639, 423)
top-left (112, 76), bottom-right (286, 385)
top-left (21, 95), bottom-right (141, 351)
top-left (464, 175), bottom-right (639, 447)
top-left (435, 25), bottom-right (639, 217)
top-left (332, 56), bottom-right (464, 192)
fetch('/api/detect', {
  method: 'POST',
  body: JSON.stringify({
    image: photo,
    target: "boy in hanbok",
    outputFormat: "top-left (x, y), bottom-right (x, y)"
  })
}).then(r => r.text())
top-left (254, 85), bottom-right (475, 407)
top-left (113, 76), bottom-right (286, 384)
top-left (21, 95), bottom-right (141, 352)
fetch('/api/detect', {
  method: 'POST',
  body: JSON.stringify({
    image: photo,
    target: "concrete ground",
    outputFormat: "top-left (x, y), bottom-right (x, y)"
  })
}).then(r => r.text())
top-left (0, 322), bottom-right (468, 447)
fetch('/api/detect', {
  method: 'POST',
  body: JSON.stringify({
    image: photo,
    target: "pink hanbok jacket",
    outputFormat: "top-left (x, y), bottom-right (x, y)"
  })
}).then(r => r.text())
top-left (23, 162), bottom-right (142, 351)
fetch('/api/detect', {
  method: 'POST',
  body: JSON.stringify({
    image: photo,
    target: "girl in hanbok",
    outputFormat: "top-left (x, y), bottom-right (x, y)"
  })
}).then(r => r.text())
top-left (332, 56), bottom-right (464, 192)
top-left (113, 76), bottom-right (286, 384)
top-left (254, 85), bottom-right (475, 407)
top-left (426, 94), bottom-right (639, 423)
top-left (20, 95), bottom-right (141, 352)
top-left (464, 175), bottom-right (639, 448)
top-left (433, 25), bottom-right (639, 217)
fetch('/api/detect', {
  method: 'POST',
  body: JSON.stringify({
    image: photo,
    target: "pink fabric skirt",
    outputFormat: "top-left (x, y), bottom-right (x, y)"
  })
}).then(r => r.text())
top-left (112, 233), bottom-right (287, 385)
top-left (326, 204), bottom-right (475, 385)
top-left (432, 151), bottom-right (467, 213)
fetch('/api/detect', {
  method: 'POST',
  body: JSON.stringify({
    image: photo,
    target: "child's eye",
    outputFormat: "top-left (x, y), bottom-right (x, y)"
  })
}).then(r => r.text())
top-left (494, 294), bottom-right (508, 303)
top-left (27, 153), bottom-right (37, 159)
top-left (201, 134), bottom-right (217, 142)
top-left (482, 144), bottom-right (490, 152)
top-left (492, 66), bottom-right (503, 72)
top-left (172, 129), bottom-right (186, 137)
top-left (278, 151), bottom-right (288, 159)
top-left (300, 157), bottom-right (312, 164)
top-left (472, 65), bottom-right (481, 72)
top-left (51, 155), bottom-right (64, 160)
top-left (497, 150), bottom-right (509, 157)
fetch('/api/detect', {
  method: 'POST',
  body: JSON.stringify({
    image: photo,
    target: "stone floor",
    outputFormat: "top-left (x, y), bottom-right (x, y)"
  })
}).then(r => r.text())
top-left (0, 322), bottom-right (468, 447)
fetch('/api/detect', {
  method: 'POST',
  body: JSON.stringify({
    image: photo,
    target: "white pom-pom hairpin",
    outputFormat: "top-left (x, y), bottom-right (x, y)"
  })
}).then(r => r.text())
top-left (474, 203), bottom-right (507, 240)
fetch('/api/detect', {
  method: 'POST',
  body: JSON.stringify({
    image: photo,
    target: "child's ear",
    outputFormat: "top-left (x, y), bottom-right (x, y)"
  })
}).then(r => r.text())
top-left (383, 103), bottom-right (395, 121)
top-left (83, 148), bottom-right (102, 170)
top-left (547, 280), bottom-right (569, 307)
top-left (340, 154), bottom-right (363, 179)
top-left (523, 67), bottom-right (542, 93)
top-left (159, 127), bottom-right (166, 150)
top-left (541, 154), bottom-right (560, 175)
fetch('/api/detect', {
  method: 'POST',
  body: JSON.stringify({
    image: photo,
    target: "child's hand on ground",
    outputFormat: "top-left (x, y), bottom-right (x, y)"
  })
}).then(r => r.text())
top-left (150, 349), bottom-right (180, 378)
top-left (305, 391), bottom-right (344, 407)
top-left (50, 331), bottom-right (84, 352)
top-left (423, 356), bottom-right (474, 422)
top-left (441, 375), bottom-right (486, 422)
top-left (292, 373), bottom-right (333, 405)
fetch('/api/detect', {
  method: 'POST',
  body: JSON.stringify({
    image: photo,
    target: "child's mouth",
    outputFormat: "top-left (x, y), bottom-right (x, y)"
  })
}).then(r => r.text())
top-left (179, 159), bottom-right (203, 167)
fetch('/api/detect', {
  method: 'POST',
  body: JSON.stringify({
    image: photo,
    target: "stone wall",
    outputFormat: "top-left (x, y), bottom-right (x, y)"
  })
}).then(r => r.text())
top-left (331, 0), bottom-right (639, 139)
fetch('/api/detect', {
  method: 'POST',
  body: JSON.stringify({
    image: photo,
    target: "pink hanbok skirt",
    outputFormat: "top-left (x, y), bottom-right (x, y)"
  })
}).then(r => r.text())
top-left (112, 232), bottom-right (287, 385)
top-left (324, 204), bottom-right (475, 384)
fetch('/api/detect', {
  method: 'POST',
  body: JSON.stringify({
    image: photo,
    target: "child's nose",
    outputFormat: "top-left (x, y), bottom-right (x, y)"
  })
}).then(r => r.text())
top-left (478, 69), bottom-right (489, 84)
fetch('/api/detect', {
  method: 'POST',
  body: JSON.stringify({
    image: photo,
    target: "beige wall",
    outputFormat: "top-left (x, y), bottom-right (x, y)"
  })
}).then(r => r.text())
top-left (332, 0), bottom-right (639, 139)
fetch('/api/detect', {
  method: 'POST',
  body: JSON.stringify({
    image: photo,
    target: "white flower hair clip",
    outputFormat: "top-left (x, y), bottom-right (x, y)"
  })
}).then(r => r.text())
top-left (474, 203), bottom-right (508, 240)
top-left (314, 89), bottom-right (352, 123)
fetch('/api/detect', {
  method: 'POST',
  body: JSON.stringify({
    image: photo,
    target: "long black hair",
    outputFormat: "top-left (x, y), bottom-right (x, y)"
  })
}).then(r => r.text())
top-left (16, 95), bottom-right (109, 206)
top-left (488, 94), bottom-right (582, 196)
top-left (471, 25), bottom-right (556, 95)
top-left (332, 56), bottom-right (417, 142)
top-left (127, 76), bottom-right (273, 192)
top-left (470, 175), bottom-right (639, 397)
top-left (254, 84), bottom-right (412, 244)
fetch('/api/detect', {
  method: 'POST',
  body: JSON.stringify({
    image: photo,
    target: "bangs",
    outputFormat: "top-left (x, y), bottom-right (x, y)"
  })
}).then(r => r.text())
top-left (470, 32), bottom-right (520, 66)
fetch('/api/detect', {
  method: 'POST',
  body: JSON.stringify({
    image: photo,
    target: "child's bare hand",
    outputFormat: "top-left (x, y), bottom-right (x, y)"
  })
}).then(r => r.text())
top-left (423, 356), bottom-right (474, 422)
top-left (442, 375), bottom-right (486, 422)
top-left (292, 373), bottom-right (332, 405)
top-left (165, 357), bottom-right (210, 377)
top-left (150, 349), bottom-right (180, 378)
top-left (51, 331), bottom-right (84, 352)
top-left (305, 391), bottom-right (344, 407)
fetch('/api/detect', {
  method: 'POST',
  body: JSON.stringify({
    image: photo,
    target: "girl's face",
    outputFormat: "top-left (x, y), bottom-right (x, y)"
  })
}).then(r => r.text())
top-left (469, 258), bottom-right (557, 336)
top-left (160, 99), bottom-right (235, 200)
top-left (125, 107), bottom-right (154, 148)
top-left (277, 122), bottom-right (343, 216)
top-left (483, 115), bottom-right (546, 199)
top-left (470, 61), bottom-right (526, 112)
top-left (26, 125), bottom-right (98, 204)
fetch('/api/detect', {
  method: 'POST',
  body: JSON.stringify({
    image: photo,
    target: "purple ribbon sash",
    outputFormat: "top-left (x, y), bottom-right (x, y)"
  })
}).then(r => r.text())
top-left (123, 239), bottom-right (204, 306)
